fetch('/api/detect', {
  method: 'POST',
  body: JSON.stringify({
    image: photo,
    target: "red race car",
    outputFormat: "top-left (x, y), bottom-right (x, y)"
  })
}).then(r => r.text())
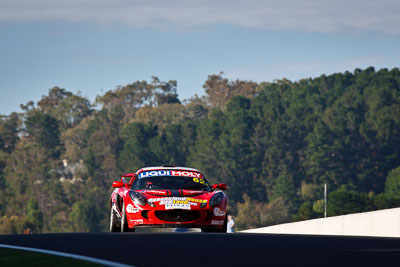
top-left (110, 165), bottom-right (228, 232)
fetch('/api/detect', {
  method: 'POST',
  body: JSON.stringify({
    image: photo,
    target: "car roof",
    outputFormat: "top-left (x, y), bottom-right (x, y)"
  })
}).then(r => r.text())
top-left (136, 166), bottom-right (202, 174)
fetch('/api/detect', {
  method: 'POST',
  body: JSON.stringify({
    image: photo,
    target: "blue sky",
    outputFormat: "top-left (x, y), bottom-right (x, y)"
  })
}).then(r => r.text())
top-left (1, 0), bottom-right (400, 115)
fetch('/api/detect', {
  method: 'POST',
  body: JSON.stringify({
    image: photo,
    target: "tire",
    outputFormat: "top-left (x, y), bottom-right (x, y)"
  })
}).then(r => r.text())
top-left (121, 202), bottom-right (135, 232)
top-left (110, 203), bottom-right (121, 232)
top-left (221, 215), bottom-right (228, 233)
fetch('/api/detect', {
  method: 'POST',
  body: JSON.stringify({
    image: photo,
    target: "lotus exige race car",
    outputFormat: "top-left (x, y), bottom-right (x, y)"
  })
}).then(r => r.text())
top-left (110, 165), bottom-right (228, 232)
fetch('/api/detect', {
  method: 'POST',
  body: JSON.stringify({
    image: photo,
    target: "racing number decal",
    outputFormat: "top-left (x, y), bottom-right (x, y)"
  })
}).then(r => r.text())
top-left (193, 178), bottom-right (205, 184)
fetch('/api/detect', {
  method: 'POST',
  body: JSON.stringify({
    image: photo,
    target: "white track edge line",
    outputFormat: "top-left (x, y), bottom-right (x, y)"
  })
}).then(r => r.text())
top-left (0, 244), bottom-right (136, 267)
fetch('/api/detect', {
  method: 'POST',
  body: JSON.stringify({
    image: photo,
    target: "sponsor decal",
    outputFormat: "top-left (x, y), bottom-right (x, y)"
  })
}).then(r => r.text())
top-left (211, 220), bottom-right (224, 225)
top-left (214, 207), bottom-right (225, 217)
top-left (187, 197), bottom-right (207, 204)
top-left (173, 200), bottom-right (188, 204)
top-left (131, 219), bottom-right (143, 224)
top-left (148, 197), bottom-right (206, 206)
top-left (160, 199), bottom-right (187, 205)
top-left (126, 204), bottom-right (139, 213)
top-left (165, 203), bottom-right (191, 210)
top-left (193, 178), bottom-right (206, 184)
top-left (138, 170), bottom-right (203, 179)
top-left (148, 198), bottom-right (159, 203)
top-left (148, 197), bottom-right (186, 203)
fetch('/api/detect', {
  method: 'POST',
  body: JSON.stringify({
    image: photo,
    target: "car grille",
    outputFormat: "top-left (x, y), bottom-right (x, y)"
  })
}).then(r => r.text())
top-left (155, 210), bottom-right (200, 222)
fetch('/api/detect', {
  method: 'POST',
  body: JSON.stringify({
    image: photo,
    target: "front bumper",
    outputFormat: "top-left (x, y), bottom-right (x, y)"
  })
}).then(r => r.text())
top-left (126, 207), bottom-right (226, 229)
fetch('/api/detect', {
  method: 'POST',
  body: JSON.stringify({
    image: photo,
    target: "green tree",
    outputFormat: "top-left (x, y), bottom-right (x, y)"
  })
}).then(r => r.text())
top-left (270, 171), bottom-right (299, 212)
top-left (203, 72), bottom-right (258, 108)
top-left (236, 194), bottom-right (290, 230)
top-left (118, 122), bottom-right (159, 173)
top-left (313, 199), bottom-right (325, 214)
top-left (37, 87), bottom-right (92, 130)
top-left (188, 108), bottom-right (226, 183)
top-left (96, 77), bottom-right (179, 123)
top-left (0, 113), bottom-right (20, 153)
top-left (85, 108), bottom-right (122, 183)
top-left (69, 187), bottom-right (106, 232)
top-left (25, 112), bottom-right (63, 158)
top-left (26, 198), bottom-right (43, 232)
top-left (384, 166), bottom-right (400, 198)
top-left (70, 201), bottom-right (89, 232)
top-left (373, 193), bottom-right (400, 210)
top-left (327, 185), bottom-right (372, 216)
top-left (296, 201), bottom-right (317, 221)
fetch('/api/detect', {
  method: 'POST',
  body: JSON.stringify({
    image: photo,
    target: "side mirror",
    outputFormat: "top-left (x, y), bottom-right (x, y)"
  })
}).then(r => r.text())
top-left (211, 183), bottom-right (228, 190)
top-left (112, 181), bottom-right (124, 188)
top-left (218, 183), bottom-right (228, 190)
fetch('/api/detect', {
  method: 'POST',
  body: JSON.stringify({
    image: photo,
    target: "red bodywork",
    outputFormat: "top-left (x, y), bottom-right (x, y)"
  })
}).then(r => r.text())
top-left (110, 166), bottom-right (228, 232)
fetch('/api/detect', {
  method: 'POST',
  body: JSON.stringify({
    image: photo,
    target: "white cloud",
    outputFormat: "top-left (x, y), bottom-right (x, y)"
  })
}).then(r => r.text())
top-left (0, 0), bottom-right (399, 33)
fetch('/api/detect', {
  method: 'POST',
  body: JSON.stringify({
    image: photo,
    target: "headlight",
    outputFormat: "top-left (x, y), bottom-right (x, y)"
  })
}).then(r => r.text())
top-left (209, 192), bottom-right (223, 207)
top-left (129, 191), bottom-right (146, 206)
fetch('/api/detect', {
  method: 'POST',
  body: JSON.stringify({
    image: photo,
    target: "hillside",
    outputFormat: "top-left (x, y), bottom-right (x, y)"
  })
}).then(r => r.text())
top-left (1, 67), bottom-right (400, 233)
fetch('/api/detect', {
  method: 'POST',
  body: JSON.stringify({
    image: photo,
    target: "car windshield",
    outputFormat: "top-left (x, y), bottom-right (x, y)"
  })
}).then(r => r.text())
top-left (132, 175), bottom-right (211, 191)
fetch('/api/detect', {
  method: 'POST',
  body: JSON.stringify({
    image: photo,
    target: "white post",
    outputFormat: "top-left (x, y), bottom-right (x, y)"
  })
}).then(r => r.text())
top-left (324, 183), bottom-right (327, 218)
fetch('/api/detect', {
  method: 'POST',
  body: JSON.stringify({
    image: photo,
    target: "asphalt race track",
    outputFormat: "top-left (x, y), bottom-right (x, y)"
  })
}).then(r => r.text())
top-left (1, 232), bottom-right (400, 266)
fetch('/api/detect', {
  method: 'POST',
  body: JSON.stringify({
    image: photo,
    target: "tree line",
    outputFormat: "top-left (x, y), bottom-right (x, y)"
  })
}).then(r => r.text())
top-left (1, 67), bottom-right (400, 233)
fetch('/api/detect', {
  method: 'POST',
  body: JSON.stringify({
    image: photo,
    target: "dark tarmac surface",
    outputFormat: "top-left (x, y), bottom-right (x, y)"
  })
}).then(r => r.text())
top-left (1, 232), bottom-right (400, 266)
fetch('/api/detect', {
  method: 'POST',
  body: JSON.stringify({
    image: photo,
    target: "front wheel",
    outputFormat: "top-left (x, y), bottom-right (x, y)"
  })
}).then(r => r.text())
top-left (121, 202), bottom-right (135, 232)
top-left (221, 215), bottom-right (228, 232)
top-left (110, 203), bottom-right (121, 232)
